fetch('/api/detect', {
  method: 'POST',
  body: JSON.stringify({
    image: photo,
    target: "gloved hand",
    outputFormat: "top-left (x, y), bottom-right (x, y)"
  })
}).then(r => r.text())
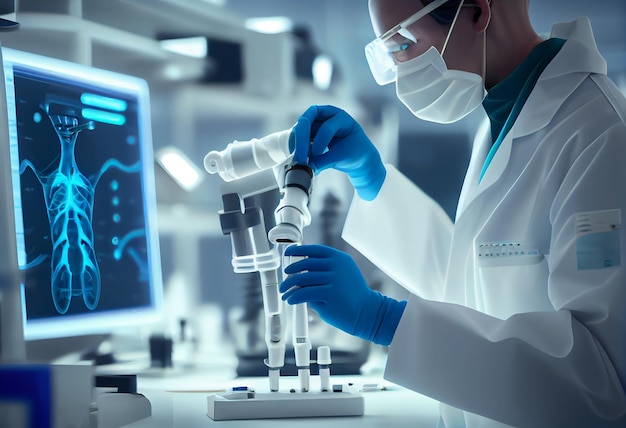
top-left (289, 105), bottom-right (386, 201)
top-left (280, 244), bottom-right (406, 346)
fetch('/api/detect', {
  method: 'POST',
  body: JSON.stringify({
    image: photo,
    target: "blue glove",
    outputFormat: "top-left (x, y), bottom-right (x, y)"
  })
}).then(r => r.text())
top-left (289, 105), bottom-right (386, 201)
top-left (280, 244), bottom-right (406, 346)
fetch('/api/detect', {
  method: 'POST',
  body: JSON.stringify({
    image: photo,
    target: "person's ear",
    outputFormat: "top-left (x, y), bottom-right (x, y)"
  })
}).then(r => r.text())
top-left (472, 0), bottom-right (491, 33)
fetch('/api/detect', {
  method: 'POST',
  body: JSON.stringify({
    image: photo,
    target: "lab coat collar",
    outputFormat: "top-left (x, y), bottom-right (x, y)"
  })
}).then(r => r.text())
top-left (457, 18), bottom-right (607, 218)
top-left (511, 17), bottom-right (607, 139)
top-left (542, 17), bottom-right (607, 80)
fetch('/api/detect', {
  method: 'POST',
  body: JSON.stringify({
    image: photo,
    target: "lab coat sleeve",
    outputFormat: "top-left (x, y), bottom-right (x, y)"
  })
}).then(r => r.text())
top-left (342, 164), bottom-right (453, 301)
top-left (386, 117), bottom-right (626, 426)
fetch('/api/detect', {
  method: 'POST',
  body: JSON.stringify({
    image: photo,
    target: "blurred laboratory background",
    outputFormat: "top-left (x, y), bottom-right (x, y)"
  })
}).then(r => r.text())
top-left (1, 0), bottom-right (624, 375)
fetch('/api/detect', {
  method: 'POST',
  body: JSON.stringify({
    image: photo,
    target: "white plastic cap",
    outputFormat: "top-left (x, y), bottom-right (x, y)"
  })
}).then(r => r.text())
top-left (317, 346), bottom-right (331, 365)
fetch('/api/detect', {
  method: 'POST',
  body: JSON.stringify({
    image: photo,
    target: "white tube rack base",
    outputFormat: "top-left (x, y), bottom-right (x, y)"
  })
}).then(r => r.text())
top-left (207, 389), bottom-right (364, 420)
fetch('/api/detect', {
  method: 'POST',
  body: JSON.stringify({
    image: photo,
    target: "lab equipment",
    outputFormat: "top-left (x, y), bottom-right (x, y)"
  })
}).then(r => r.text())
top-left (317, 345), bottom-right (331, 392)
top-left (291, 105), bottom-right (386, 201)
top-left (205, 128), bottom-right (311, 393)
top-left (284, 253), bottom-right (312, 392)
top-left (272, 163), bottom-right (315, 392)
top-left (2, 47), bottom-right (163, 345)
top-left (204, 129), bottom-right (364, 418)
top-left (1, 47), bottom-right (163, 426)
top-left (207, 386), bottom-right (363, 420)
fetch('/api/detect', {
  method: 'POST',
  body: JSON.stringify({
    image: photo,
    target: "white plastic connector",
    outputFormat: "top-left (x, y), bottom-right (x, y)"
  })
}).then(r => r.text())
top-left (265, 338), bottom-right (285, 392)
top-left (272, 192), bottom-right (311, 237)
top-left (268, 368), bottom-right (280, 392)
top-left (297, 368), bottom-right (310, 393)
top-left (317, 346), bottom-right (331, 392)
top-left (265, 341), bottom-right (285, 370)
top-left (269, 185), bottom-right (312, 246)
top-left (317, 346), bottom-right (331, 365)
top-left (267, 223), bottom-right (301, 246)
top-left (204, 128), bottom-right (293, 182)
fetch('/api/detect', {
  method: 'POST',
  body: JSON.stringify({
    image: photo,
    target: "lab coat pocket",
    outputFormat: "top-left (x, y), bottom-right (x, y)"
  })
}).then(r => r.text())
top-left (477, 251), bottom-right (551, 320)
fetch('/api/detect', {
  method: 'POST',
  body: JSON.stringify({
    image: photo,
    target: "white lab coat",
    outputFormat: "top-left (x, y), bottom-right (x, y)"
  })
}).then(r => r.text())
top-left (343, 18), bottom-right (626, 428)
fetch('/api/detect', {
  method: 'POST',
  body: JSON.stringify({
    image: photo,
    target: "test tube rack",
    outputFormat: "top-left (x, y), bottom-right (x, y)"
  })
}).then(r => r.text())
top-left (207, 387), bottom-right (364, 420)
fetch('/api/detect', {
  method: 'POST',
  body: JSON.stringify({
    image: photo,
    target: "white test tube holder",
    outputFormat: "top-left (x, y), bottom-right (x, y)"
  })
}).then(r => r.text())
top-left (207, 387), bottom-right (364, 420)
top-left (207, 344), bottom-right (364, 420)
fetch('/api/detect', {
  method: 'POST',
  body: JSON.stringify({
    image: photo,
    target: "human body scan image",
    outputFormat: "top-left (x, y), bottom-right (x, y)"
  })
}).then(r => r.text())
top-left (4, 49), bottom-right (159, 333)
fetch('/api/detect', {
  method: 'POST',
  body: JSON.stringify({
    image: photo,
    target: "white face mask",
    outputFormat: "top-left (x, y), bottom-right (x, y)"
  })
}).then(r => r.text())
top-left (395, 46), bottom-right (486, 124)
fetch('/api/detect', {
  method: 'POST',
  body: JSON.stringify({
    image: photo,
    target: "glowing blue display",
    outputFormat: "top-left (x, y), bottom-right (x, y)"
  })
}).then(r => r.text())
top-left (82, 108), bottom-right (126, 126)
top-left (80, 93), bottom-right (128, 112)
top-left (19, 107), bottom-right (141, 314)
top-left (3, 47), bottom-right (163, 340)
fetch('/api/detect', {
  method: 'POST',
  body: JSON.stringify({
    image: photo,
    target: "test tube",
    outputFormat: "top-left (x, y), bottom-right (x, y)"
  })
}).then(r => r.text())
top-left (293, 301), bottom-right (311, 392)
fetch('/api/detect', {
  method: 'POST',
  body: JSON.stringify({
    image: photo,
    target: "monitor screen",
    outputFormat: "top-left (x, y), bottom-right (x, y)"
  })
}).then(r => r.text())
top-left (2, 47), bottom-right (163, 341)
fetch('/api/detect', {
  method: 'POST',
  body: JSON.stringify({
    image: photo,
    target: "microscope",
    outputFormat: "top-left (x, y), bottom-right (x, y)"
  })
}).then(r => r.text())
top-left (204, 128), bottom-right (364, 420)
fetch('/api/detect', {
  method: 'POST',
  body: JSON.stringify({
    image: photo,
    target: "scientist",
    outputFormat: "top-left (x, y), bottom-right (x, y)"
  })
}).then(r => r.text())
top-left (279, 0), bottom-right (626, 426)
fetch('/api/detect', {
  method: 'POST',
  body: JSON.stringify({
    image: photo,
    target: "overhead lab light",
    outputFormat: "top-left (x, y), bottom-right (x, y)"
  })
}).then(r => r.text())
top-left (312, 54), bottom-right (333, 91)
top-left (245, 16), bottom-right (293, 34)
top-left (159, 36), bottom-right (207, 58)
top-left (156, 147), bottom-right (204, 192)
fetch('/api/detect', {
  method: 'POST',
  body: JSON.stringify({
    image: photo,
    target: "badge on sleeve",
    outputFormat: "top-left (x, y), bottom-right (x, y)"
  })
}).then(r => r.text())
top-left (576, 209), bottom-right (621, 270)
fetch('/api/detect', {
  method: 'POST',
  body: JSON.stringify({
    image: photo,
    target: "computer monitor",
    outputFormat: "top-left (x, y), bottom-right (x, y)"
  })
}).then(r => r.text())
top-left (2, 47), bottom-right (163, 347)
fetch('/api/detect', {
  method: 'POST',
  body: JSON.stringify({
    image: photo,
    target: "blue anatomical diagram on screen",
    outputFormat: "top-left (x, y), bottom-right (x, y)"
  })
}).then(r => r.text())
top-left (14, 66), bottom-right (153, 319)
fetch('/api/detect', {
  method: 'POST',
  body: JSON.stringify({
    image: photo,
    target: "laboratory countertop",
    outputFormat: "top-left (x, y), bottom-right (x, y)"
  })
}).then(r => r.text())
top-left (117, 364), bottom-right (442, 428)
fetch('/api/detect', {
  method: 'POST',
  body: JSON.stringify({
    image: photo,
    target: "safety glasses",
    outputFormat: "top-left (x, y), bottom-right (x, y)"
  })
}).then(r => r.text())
top-left (364, 0), bottom-right (450, 85)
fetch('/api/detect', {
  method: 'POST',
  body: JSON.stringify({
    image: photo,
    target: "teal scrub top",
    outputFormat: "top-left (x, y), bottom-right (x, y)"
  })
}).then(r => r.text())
top-left (480, 38), bottom-right (566, 181)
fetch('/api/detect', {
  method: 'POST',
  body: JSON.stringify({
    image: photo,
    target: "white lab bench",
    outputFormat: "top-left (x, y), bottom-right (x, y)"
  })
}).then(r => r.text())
top-left (119, 365), bottom-right (441, 427)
